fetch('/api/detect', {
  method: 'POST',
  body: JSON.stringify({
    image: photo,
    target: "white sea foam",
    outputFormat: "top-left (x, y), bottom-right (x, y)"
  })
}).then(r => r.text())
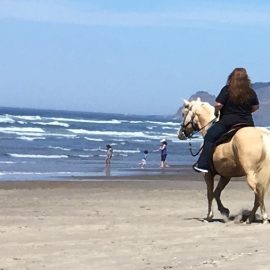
top-left (162, 126), bottom-right (176, 130)
top-left (48, 146), bottom-right (71, 151)
top-left (68, 129), bottom-right (161, 139)
top-left (84, 137), bottom-right (104, 142)
top-left (8, 154), bottom-right (69, 159)
top-left (17, 136), bottom-right (46, 141)
top-left (75, 154), bottom-right (94, 158)
top-left (0, 127), bottom-right (45, 138)
top-left (129, 120), bottom-right (144, 124)
top-left (0, 115), bottom-right (15, 123)
top-left (113, 149), bottom-right (140, 153)
top-left (45, 117), bottom-right (122, 124)
top-left (0, 161), bottom-right (16, 164)
top-left (119, 154), bottom-right (128, 157)
top-left (33, 121), bottom-right (70, 127)
top-left (0, 127), bottom-right (45, 134)
top-left (14, 115), bottom-right (42, 121)
top-left (146, 120), bottom-right (180, 126)
top-left (132, 139), bottom-right (151, 143)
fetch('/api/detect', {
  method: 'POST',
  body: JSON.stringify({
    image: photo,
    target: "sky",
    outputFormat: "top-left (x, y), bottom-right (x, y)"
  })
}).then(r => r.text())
top-left (0, 0), bottom-right (270, 115)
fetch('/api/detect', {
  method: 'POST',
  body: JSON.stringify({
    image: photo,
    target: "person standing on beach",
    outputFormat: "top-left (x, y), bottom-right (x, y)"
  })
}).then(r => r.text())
top-left (160, 139), bottom-right (169, 168)
top-left (105, 144), bottom-right (113, 164)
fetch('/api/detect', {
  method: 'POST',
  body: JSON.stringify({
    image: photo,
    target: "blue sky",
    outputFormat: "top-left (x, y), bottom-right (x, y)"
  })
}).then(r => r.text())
top-left (0, 0), bottom-right (270, 115)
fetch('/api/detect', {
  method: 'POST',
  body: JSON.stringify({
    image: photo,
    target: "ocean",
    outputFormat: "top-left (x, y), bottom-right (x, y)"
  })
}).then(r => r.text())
top-left (0, 107), bottom-right (202, 180)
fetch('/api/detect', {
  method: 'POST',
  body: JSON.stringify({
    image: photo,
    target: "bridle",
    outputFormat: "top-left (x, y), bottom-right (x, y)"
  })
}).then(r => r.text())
top-left (178, 104), bottom-right (217, 156)
top-left (180, 105), bottom-right (200, 134)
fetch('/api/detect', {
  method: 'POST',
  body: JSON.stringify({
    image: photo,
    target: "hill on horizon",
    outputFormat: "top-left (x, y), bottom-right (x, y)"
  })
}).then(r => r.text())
top-left (176, 82), bottom-right (270, 126)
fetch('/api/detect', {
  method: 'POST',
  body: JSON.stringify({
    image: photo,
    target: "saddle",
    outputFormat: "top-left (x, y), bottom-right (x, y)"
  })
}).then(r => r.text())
top-left (215, 123), bottom-right (252, 146)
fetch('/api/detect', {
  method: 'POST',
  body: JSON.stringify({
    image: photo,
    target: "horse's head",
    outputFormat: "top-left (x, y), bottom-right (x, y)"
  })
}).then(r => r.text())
top-left (177, 98), bottom-right (200, 140)
top-left (177, 97), bottom-right (214, 140)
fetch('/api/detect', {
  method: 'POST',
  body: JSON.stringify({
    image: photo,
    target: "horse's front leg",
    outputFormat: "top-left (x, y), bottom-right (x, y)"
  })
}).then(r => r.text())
top-left (204, 172), bottom-right (214, 221)
top-left (214, 176), bottom-right (231, 218)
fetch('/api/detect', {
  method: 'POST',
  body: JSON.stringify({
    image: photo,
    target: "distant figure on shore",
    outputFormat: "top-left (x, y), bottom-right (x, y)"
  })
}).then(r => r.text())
top-left (138, 150), bottom-right (148, 169)
top-left (105, 144), bottom-right (113, 164)
top-left (160, 139), bottom-right (169, 168)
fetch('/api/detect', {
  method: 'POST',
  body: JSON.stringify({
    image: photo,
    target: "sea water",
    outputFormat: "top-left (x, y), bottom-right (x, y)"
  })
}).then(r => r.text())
top-left (0, 107), bottom-right (202, 180)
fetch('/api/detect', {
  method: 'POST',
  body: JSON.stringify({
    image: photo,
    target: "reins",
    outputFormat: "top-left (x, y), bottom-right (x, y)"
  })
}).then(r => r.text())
top-left (187, 117), bottom-right (217, 157)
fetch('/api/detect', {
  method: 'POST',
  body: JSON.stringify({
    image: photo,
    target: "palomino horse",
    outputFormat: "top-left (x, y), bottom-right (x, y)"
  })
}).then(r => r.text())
top-left (178, 97), bottom-right (270, 223)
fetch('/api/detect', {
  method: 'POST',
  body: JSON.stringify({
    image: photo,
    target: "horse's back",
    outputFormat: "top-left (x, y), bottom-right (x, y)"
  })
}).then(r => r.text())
top-left (214, 127), bottom-right (268, 177)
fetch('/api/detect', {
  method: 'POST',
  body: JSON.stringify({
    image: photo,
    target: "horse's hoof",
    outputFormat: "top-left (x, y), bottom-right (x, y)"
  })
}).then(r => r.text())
top-left (221, 208), bottom-right (230, 218)
top-left (204, 216), bottom-right (213, 222)
top-left (262, 219), bottom-right (269, 224)
top-left (244, 219), bottom-right (252, 224)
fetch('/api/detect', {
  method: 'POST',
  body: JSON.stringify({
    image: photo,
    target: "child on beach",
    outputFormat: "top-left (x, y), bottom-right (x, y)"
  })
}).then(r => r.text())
top-left (138, 150), bottom-right (148, 169)
top-left (105, 144), bottom-right (113, 164)
top-left (160, 139), bottom-right (169, 168)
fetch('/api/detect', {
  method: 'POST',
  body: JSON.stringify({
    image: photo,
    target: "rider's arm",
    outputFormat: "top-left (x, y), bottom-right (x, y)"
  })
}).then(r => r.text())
top-left (214, 102), bottom-right (223, 117)
top-left (251, 104), bottom-right (259, 113)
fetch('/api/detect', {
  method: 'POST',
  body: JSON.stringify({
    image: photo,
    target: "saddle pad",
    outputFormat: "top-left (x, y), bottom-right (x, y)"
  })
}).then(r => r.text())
top-left (215, 123), bottom-right (251, 146)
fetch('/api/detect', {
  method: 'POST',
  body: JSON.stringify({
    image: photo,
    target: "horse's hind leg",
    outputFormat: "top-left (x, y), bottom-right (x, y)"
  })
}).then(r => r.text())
top-left (246, 175), bottom-right (268, 224)
top-left (214, 176), bottom-right (231, 218)
top-left (246, 193), bottom-right (260, 224)
top-left (204, 172), bottom-right (214, 221)
top-left (259, 190), bottom-right (268, 224)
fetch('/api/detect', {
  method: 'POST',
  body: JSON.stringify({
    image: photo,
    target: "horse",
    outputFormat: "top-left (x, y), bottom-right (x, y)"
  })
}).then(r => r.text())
top-left (178, 97), bottom-right (270, 223)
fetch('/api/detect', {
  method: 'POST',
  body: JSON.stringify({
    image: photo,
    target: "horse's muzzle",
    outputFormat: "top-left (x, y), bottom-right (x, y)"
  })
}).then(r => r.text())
top-left (178, 131), bottom-right (187, 140)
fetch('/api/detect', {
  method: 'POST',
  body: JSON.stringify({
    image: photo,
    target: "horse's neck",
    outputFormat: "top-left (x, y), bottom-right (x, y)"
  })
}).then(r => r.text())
top-left (196, 104), bottom-right (215, 137)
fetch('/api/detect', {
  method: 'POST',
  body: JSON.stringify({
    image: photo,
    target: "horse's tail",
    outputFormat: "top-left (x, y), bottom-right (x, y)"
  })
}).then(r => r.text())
top-left (258, 133), bottom-right (270, 193)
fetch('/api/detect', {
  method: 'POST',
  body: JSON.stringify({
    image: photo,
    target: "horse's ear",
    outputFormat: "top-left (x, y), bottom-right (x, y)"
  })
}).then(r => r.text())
top-left (183, 99), bottom-right (189, 106)
top-left (196, 97), bottom-right (201, 102)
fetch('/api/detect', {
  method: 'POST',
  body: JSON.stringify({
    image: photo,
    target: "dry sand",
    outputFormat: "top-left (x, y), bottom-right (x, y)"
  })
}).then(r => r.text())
top-left (0, 173), bottom-right (270, 270)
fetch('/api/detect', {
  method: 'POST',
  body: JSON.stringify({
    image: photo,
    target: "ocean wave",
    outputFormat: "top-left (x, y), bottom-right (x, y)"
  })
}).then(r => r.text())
top-left (14, 115), bottom-right (42, 121)
top-left (132, 139), bottom-right (151, 143)
top-left (18, 121), bottom-right (27, 125)
top-left (0, 115), bottom-right (15, 123)
top-left (0, 161), bottom-right (16, 164)
top-left (73, 154), bottom-right (94, 158)
top-left (68, 129), bottom-right (161, 139)
top-left (16, 136), bottom-right (46, 141)
top-left (162, 126), bottom-right (176, 130)
top-left (45, 117), bottom-right (122, 124)
top-left (0, 127), bottom-right (45, 134)
top-left (113, 149), bottom-right (140, 153)
top-left (32, 121), bottom-right (70, 128)
top-left (146, 120), bottom-right (180, 126)
top-left (48, 146), bottom-right (71, 151)
top-left (146, 126), bottom-right (157, 130)
top-left (129, 120), bottom-right (144, 124)
top-left (8, 154), bottom-right (69, 159)
top-left (84, 137), bottom-right (104, 142)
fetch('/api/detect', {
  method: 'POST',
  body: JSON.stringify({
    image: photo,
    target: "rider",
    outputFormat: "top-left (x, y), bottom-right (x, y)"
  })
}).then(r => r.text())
top-left (193, 67), bottom-right (259, 173)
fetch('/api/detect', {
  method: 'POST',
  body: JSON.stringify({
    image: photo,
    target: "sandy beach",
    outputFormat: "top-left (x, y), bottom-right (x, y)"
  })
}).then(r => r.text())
top-left (1, 173), bottom-right (270, 270)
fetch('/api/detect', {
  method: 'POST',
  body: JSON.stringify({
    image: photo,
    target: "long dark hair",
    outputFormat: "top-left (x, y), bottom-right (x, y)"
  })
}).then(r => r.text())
top-left (226, 68), bottom-right (252, 104)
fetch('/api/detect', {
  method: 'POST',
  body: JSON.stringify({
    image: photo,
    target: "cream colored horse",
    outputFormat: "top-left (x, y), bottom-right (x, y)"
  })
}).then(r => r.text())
top-left (178, 98), bottom-right (270, 223)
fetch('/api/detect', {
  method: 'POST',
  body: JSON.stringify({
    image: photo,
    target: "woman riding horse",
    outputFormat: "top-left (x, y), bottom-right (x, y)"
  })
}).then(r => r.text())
top-left (193, 67), bottom-right (259, 173)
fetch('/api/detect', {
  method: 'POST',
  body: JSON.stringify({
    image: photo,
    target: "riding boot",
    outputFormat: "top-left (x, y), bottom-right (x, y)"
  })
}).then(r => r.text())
top-left (196, 141), bottom-right (215, 170)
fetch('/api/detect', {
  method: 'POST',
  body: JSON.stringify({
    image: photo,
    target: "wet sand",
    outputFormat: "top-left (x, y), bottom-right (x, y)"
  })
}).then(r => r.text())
top-left (0, 173), bottom-right (270, 269)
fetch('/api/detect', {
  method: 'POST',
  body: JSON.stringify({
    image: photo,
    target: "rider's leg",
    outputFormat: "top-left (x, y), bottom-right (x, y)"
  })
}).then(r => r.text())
top-left (195, 123), bottom-right (228, 171)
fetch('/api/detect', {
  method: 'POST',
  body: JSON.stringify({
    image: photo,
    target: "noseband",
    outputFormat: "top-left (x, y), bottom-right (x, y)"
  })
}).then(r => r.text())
top-left (180, 106), bottom-right (199, 138)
